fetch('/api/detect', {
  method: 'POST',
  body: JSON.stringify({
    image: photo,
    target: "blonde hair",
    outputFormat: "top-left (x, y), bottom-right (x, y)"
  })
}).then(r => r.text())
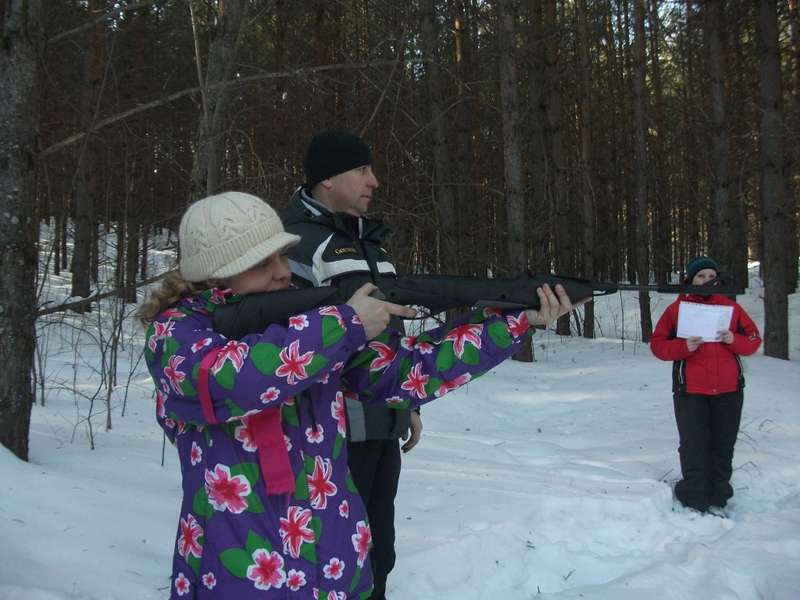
top-left (136, 270), bottom-right (211, 327)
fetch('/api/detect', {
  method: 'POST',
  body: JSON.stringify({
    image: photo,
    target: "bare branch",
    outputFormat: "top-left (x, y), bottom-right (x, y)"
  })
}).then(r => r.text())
top-left (47, 0), bottom-right (158, 45)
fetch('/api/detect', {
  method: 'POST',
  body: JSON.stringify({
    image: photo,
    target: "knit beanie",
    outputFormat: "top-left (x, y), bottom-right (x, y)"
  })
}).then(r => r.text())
top-left (686, 256), bottom-right (720, 283)
top-left (178, 192), bottom-right (300, 282)
top-left (303, 130), bottom-right (372, 188)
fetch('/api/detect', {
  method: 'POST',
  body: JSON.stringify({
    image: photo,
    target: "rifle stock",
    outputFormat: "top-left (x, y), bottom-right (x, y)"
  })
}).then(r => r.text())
top-left (212, 272), bottom-right (742, 339)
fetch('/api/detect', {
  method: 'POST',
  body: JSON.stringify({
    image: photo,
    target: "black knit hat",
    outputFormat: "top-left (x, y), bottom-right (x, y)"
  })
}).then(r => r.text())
top-left (686, 256), bottom-right (720, 282)
top-left (303, 131), bottom-right (373, 188)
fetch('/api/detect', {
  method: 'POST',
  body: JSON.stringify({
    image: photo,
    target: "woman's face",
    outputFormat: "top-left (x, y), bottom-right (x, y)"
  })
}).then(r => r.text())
top-left (225, 249), bottom-right (292, 295)
top-left (691, 267), bottom-right (718, 286)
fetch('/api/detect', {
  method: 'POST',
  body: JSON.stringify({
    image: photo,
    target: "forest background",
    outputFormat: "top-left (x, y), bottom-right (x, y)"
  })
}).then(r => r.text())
top-left (1, 0), bottom-right (798, 462)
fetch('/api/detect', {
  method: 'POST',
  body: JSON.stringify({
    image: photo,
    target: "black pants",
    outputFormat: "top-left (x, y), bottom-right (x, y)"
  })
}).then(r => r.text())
top-left (348, 439), bottom-right (401, 600)
top-left (673, 391), bottom-right (743, 512)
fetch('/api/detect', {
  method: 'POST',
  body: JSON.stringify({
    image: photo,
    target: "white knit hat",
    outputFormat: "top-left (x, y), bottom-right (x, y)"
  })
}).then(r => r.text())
top-left (178, 191), bottom-right (300, 282)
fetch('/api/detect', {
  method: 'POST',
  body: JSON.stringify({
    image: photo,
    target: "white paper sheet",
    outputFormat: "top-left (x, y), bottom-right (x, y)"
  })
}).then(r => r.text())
top-left (676, 301), bottom-right (734, 342)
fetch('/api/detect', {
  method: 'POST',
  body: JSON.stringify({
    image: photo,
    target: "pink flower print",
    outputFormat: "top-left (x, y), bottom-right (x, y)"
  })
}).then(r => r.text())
top-left (385, 396), bottom-right (405, 405)
top-left (279, 505), bottom-right (316, 559)
top-left (319, 305), bottom-right (345, 328)
top-left (339, 500), bottom-right (349, 518)
top-left (284, 434), bottom-right (292, 452)
top-left (351, 520), bottom-right (372, 567)
top-left (191, 337), bottom-right (212, 353)
top-left (174, 573), bottom-right (191, 596)
top-left (202, 572), bottom-right (216, 590)
top-left (333, 361), bottom-right (344, 372)
top-left (204, 464), bottom-right (251, 514)
top-left (234, 414), bottom-right (259, 452)
top-left (190, 442), bottom-right (203, 465)
top-left (483, 307), bottom-right (504, 318)
top-left (246, 549), bottom-right (286, 591)
top-left (148, 320), bottom-right (175, 352)
top-left (177, 513), bottom-right (203, 559)
top-left (368, 340), bottom-right (396, 371)
top-left (259, 387), bottom-right (280, 404)
top-left (505, 312), bottom-right (530, 338)
top-left (435, 373), bottom-right (472, 398)
top-left (305, 424), bottom-right (324, 444)
top-left (417, 341), bottom-right (434, 354)
top-left (401, 363), bottom-right (429, 400)
top-left (307, 456), bottom-right (338, 510)
top-left (317, 372), bottom-right (330, 384)
top-left (156, 388), bottom-right (167, 419)
top-left (400, 335), bottom-right (416, 350)
top-left (276, 339), bottom-right (314, 385)
top-left (326, 593), bottom-right (346, 600)
top-left (164, 355), bottom-right (187, 394)
top-left (331, 392), bottom-right (347, 436)
top-left (286, 569), bottom-right (307, 592)
top-left (209, 288), bottom-right (227, 304)
top-left (351, 313), bottom-right (362, 325)
top-left (211, 340), bottom-right (249, 375)
top-left (164, 417), bottom-right (176, 430)
top-left (323, 557), bottom-right (345, 580)
top-left (444, 323), bottom-right (484, 358)
top-left (289, 314), bottom-right (309, 330)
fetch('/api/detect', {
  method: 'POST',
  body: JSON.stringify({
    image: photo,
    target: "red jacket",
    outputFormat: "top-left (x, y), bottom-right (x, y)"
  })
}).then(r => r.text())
top-left (651, 294), bottom-right (761, 396)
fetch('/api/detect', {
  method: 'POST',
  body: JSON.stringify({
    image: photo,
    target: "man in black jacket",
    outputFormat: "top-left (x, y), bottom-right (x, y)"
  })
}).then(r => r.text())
top-left (283, 131), bottom-right (421, 600)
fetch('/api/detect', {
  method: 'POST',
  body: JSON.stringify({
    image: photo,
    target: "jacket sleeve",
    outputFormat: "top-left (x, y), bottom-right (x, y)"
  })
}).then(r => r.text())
top-left (341, 308), bottom-right (531, 410)
top-left (145, 303), bottom-right (367, 426)
top-left (728, 304), bottom-right (761, 356)
top-left (650, 301), bottom-right (692, 361)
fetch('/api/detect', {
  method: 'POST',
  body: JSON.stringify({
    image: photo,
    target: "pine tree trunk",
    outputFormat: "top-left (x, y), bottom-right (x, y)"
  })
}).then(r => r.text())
top-left (757, 0), bottom-right (790, 358)
top-left (705, 0), bottom-right (733, 273)
top-left (632, 0), bottom-right (652, 342)
top-left (0, 0), bottom-right (42, 461)
top-left (420, 0), bottom-right (459, 273)
top-left (189, 1), bottom-right (249, 198)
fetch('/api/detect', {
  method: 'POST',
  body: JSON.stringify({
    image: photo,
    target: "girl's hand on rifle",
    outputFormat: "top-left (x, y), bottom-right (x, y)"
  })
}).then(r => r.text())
top-left (347, 283), bottom-right (417, 339)
top-left (525, 283), bottom-right (580, 327)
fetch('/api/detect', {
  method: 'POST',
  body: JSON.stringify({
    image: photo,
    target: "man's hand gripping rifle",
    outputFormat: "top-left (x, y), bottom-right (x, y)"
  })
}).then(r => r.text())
top-left (213, 272), bottom-right (742, 339)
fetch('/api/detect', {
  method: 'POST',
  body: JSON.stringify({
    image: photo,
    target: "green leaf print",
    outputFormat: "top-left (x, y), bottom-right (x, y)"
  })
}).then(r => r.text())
top-left (160, 338), bottom-right (181, 368)
top-left (179, 378), bottom-right (197, 397)
top-left (250, 342), bottom-right (282, 375)
top-left (245, 530), bottom-right (272, 555)
top-left (215, 362), bottom-right (235, 390)
top-left (461, 343), bottom-right (480, 366)
top-left (282, 402), bottom-right (299, 426)
top-left (305, 353), bottom-right (329, 379)
top-left (436, 342), bottom-right (456, 372)
top-left (192, 486), bottom-right (213, 518)
top-left (231, 462), bottom-right (261, 486)
top-left (245, 490), bottom-right (265, 513)
top-left (299, 517), bottom-right (321, 564)
top-left (346, 472), bottom-right (359, 493)
top-left (488, 321), bottom-right (513, 349)
top-left (359, 588), bottom-right (374, 600)
top-left (424, 377), bottom-right (443, 398)
top-left (219, 548), bottom-right (253, 578)
top-left (187, 551), bottom-right (201, 577)
top-left (349, 565), bottom-right (363, 593)
top-left (294, 467), bottom-right (309, 500)
top-left (332, 433), bottom-right (343, 459)
top-left (322, 315), bottom-right (346, 348)
top-left (224, 398), bottom-right (246, 418)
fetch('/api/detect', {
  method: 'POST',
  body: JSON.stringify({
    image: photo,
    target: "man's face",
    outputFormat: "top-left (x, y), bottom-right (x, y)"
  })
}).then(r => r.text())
top-left (323, 165), bottom-right (379, 217)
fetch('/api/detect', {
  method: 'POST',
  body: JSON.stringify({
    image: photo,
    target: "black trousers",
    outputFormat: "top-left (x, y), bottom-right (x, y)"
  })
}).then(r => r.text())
top-left (673, 391), bottom-right (743, 511)
top-left (348, 439), bottom-right (401, 600)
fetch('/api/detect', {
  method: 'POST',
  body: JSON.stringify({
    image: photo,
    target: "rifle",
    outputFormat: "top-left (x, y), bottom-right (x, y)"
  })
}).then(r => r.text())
top-left (212, 272), bottom-right (742, 340)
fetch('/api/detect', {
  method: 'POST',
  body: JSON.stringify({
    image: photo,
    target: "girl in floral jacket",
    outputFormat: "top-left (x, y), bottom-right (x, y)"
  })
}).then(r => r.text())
top-left (138, 191), bottom-right (576, 599)
top-left (651, 256), bottom-right (761, 513)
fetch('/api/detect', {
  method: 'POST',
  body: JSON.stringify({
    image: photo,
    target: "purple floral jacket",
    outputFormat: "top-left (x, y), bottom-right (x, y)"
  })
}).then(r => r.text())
top-left (145, 288), bottom-right (531, 599)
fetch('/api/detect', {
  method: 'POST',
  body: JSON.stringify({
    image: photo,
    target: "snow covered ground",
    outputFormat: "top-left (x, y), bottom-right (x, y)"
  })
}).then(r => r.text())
top-left (1, 268), bottom-right (798, 600)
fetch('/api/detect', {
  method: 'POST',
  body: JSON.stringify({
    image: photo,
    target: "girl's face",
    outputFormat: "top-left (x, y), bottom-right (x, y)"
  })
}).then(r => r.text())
top-left (225, 249), bottom-right (292, 295)
top-left (691, 267), bottom-right (718, 286)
